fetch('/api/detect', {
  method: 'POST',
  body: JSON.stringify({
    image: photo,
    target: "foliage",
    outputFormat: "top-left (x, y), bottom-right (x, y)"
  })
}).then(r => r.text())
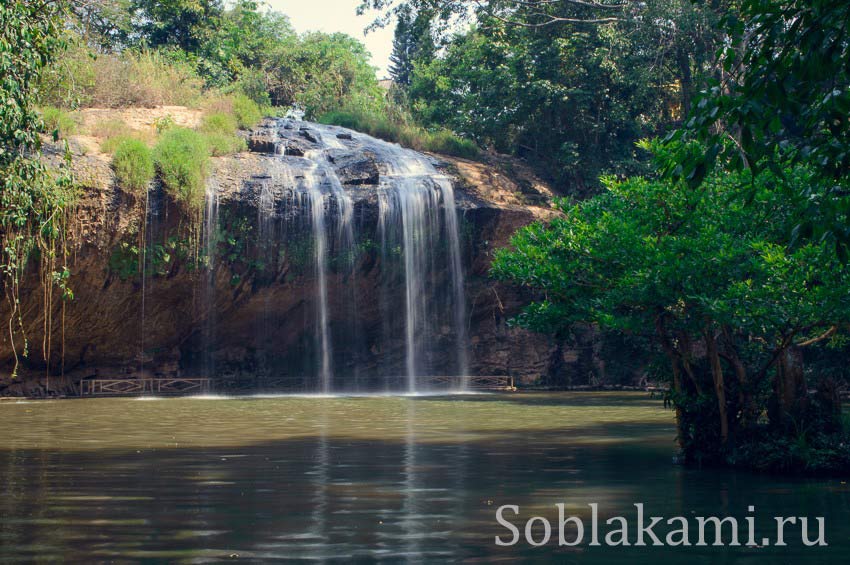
top-left (130, 0), bottom-right (224, 54)
top-left (282, 32), bottom-right (383, 118)
top-left (204, 93), bottom-right (261, 129)
top-left (728, 427), bottom-right (850, 475)
top-left (202, 111), bottom-right (238, 134)
top-left (362, 0), bottom-right (726, 190)
top-left (667, 0), bottom-right (850, 252)
top-left (40, 106), bottom-right (78, 139)
top-left (0, 0), bottom-right (74, 376)
top-left (319, 105), bottom-right (478, 158)
top-left (199, 111), bottom-right (246, 156)
top-left (108, 241), bottom-right (140, 281)
top-left (40, 41), bottom-right (204, 108)
top-left (112, 138), bottom-right (155, 195)
top-left (491, 148), bottom-right (850, 469)
top-left (152, 127), bottom-right (209, 211)
top-left (388, 3), bottom-right (435, 86)
top-left (230, 93), bottom-right (262, 129)
top-left (153, 115), bottom-right (176, 134)
top-left (48, 1), bottom-right (386, 129)
top-left (108, 234), bottom-right (195, 280)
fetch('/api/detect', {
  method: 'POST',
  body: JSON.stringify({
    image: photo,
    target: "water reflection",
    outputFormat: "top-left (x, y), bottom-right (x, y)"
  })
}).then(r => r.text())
top-left (0, 393), bottom-right (846, 562)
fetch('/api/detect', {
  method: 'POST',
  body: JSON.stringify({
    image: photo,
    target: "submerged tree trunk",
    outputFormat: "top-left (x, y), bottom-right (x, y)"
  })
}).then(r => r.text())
top-left (655, 315), bottom-right (684, 448)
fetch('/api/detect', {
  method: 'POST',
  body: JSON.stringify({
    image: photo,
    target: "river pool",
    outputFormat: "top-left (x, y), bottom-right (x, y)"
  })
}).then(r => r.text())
top-left (0, 392), bottom-right (846, 562)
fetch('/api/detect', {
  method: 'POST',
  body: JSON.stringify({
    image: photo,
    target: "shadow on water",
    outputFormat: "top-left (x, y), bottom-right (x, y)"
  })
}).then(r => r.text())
top-left (406, 391), bottom-right (669, 409)
top-left (0, 394), bottom-right (846, 563)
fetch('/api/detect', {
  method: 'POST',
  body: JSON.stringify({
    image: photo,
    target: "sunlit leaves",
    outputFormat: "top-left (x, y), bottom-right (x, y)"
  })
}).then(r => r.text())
top-left (492, 157), bottom-right (850, 358)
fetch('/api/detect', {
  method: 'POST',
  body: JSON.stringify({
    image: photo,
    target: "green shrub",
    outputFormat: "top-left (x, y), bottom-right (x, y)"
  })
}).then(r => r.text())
top-left (200, 112), bottom-right (246, 155)
top-left (203, 132), bottom-right (247, 156)
top-left (230, 69), bottom-right (272, 107)
top-left (201, 112), bottom-right (239, 135)
top-left (100, 134), bottom-right (131, 154)
top-left (153, 128), bottom-right (210, 211)
top-left (40, 106), bottom-right (78, 138)
top-left (112, 139), bottom-right (155, 195)
top-left (231, 93), bottom-right (263, 129)
top-left (154, 115), bottom-right (176, 134)
top-left (318, 110), bottom-right (363, 131)
top-left (425, 129), bottom-right (479, 159)
top-left (202, 93), bottom-right (263, 130)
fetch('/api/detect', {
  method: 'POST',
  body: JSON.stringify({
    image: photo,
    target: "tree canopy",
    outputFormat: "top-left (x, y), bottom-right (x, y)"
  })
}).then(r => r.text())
top-left (492, 146), bottom-right (850, 468)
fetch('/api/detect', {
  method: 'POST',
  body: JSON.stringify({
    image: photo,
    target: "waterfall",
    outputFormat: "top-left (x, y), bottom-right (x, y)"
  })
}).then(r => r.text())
top-left (372, 138), bottom-right (468, 390)
top-left (438, 178), bottom-right (469, 385)
top-left (236, 119), bottom-right (468, 391)
top-left (201, 177), bottom-right (220, 378)
top-left (301, 164), bottom-right (332, 392)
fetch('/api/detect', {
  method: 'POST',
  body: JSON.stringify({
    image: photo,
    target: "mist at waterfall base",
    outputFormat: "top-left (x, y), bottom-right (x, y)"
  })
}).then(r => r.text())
top-left (190, 120), bottom-right (469, 393)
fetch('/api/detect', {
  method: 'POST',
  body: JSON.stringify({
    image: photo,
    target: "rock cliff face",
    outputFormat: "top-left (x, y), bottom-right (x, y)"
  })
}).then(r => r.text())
top-left (0, 117), bottom-right (611, 396)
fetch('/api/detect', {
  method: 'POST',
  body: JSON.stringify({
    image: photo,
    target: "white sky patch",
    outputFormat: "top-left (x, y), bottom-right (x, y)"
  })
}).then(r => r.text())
top-left (265, 0), bottom-right (396, 78)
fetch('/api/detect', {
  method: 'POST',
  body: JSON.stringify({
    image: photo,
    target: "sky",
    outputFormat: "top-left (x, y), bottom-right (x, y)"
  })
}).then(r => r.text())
top-left (265, 0), bottom-right (396, 78)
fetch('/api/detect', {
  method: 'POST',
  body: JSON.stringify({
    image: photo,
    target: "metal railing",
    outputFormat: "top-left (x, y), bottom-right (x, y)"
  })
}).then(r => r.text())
top-left (77, 375), bottom-right (516, 396)
top-left (80, 378), bottom-right (211, 396)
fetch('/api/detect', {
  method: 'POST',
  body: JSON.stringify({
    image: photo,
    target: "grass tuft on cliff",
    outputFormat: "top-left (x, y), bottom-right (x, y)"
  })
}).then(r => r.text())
top-left (199, 112), bottom-right (247, 156)
top-left (202, 93), bottom-right (263, 129)
top-left (40, 106), bottom-right (78, 139)
top-left (112, 138), bottom-right (155, 195)
top-left (153, 128), bottom-right (209, 211)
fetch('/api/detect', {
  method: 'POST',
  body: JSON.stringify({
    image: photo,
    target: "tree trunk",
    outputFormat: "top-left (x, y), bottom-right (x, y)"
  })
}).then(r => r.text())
top-left (705, 330), bottom-right (729, 445)
top-left (773, 346), bottom-right (808, 427)
top-left (720, 326), bottom-right (756, 426)
top-left (655, 316), bottom-right (684, 448)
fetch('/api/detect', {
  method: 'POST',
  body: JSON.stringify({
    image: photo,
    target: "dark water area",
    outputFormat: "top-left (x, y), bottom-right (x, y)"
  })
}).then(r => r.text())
top-left (0, 392), bottom-right (846, 562)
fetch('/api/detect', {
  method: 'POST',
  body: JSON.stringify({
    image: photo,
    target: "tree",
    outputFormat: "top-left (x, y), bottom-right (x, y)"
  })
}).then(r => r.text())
top-left (388, 4), bottom-right (434, 86)
top-left (281, 32), bottom-right (383, 117)
top-left (130, 0), bottom-right (224, 53)
top-left (359, 0), bottom-right (636, 28)
top-left (0, 0), bottom-right (74, 376)
top-left (491, 146), bottom-right (850, 469)
top-left (668, 0), bottom-right (850, 252)
top-left (67, 0), bottom-right (133, 51)
top-left (405, 1), bottom-right (724, 189)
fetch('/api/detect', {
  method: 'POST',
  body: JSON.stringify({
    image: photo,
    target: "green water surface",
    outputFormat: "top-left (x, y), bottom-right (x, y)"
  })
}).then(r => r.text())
top-left (0, 392), bottom-right (846, 562)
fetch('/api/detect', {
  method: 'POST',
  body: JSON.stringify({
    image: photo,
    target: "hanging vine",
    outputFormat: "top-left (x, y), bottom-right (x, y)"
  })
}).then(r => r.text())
top-left (0, 0), bottom-right (75, 378)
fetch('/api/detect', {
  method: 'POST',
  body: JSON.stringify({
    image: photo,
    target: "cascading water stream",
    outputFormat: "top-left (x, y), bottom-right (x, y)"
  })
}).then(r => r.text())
top-left (371, 138), bottom-right (469, 391)
top-left (301, 164), bottom-right (332, 392)
top-left (201, 177), bottom-right (220, 378)
top-left (437, 177), bottom-right (469, 385)
top-left (200, 118), bottom-right (468, 391)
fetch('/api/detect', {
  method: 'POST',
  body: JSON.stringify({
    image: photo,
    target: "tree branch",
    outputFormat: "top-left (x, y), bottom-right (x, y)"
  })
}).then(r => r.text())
top-left (795, 325), bottom-right (838, 347)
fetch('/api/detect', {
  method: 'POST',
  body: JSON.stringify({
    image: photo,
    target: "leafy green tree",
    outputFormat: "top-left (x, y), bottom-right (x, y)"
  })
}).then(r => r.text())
top-left (67, 0), bottom-right (134, 51)
top-left (1, 0), bottom-right (74, 375)
top-left (668, 0), bottom-right (850, 253)
top-left (283, 32), bottom-right (382, 117)
top-left (391, 0), bottom-right (725, 189)
top-left (200, 0), bottom-right (297, 90)
top-left (491, 147), bottom-right (849, 466)
top-left (130, 0), bottom-right (224, 53)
